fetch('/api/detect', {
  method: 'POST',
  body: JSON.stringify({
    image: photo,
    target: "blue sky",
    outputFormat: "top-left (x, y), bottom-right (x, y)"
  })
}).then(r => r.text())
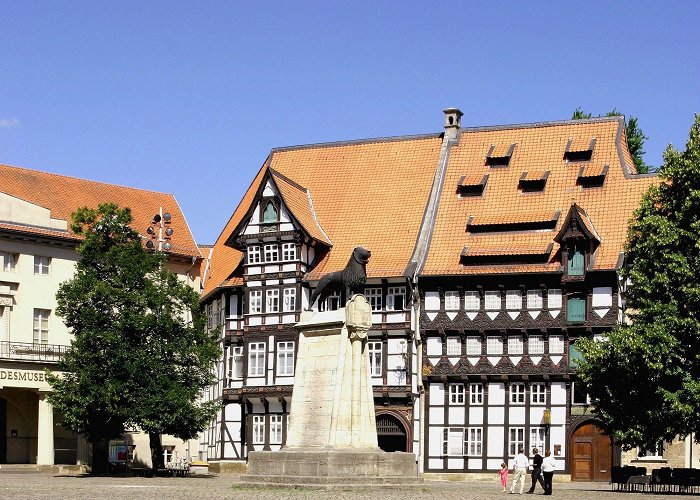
top-left (2, 1), bottom-right (698, 244)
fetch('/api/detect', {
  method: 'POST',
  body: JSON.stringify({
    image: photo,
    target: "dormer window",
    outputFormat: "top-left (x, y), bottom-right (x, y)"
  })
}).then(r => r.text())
top-left (577, 165), bottom-right (608, 188)
top-left (564, 138), bottom-right (596, 162)
top-left (457, 174), bottom-right (488, 196)
top-left (555, 204), bottom-right (600, 281)
top-left (486, 144), bottom-right (516, 167)
top-left (262, 200), bottom-right (278, 231)
top-left (567, 243), bottom-right (585, 276)
top-left (518, 171), bottom-right (549, 193)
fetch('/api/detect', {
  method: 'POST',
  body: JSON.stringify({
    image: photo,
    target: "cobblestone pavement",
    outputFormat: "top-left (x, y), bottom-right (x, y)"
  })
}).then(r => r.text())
top-left (0, 473), bottom-right (697, 500)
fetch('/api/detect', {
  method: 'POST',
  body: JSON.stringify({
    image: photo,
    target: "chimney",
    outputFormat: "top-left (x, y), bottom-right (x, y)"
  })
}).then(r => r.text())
top-left (443, 108), bottom-right (463, 140)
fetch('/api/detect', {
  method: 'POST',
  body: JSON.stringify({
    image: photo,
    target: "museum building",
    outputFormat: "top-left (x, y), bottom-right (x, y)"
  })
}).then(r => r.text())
top-left (0, 164), bottom-right (202, 468)
top-left (198, 109), bottom-right (664, 480)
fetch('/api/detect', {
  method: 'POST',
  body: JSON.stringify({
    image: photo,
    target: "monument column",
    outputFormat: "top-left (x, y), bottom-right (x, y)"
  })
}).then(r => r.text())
top-left (37, 392), bottom-right (54, 465)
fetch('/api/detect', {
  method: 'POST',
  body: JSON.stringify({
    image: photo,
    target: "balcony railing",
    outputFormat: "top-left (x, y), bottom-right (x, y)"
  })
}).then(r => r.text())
top-left (0, 341), bottom-right (68, 363)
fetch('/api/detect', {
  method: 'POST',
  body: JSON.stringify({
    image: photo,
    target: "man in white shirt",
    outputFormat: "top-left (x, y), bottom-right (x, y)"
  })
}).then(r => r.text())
top-left (511, 447), bottom-right (529, 494)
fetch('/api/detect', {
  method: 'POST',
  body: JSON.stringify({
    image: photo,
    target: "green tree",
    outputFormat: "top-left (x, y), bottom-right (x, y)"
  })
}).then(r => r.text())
top-left (576, 115), bottom-right (700, 450)
top-left (47, 204), bottom-right (220, 472)
top-left (571, 107), bottom-right (650, 173)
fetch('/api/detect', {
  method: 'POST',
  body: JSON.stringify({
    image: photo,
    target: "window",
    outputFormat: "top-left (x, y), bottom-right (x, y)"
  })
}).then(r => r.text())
top-left (470, 383), bottom-right (483, 405)
top-left (322, 291), bottom-right (341, 311)
top-left (206, 303), bottom-right (214, 329)
top-left (637, 442), bottom-right (664, 459)
top-left (531, 383), bottom-right (546, 404)
top-left (466, 428), bottom-right (483, 456)
top-left (442, 428), bottom-right (464, 456)
top-left (282, 288), bottom-right (296, 312)
top-left (486, 336), bottom-right (503, 355)
top-left (509, 427), bottom-right (525, 456)
top-left (567, 245), bottom-right (585, 275)
top-left (262, 201), bottom-right (278, 224)
top-left (252, 415), bottom-right (265, 444)
top-left (248, 342), bottom-right (265, 376)
top-left (364, 288), bottom-right (383, 311)
top-left (572, 382), bottom-right (590, 405)
top-left (247, 246), bottom-right (261, 264)
top-left (446, 337), bottom-right (461, 356)
top-left (464, 291), bottom-right (480, 311)
top-left (266, 289), bottom-right (279, 313)
top-left (218, 298), bottom-right (225, 325)
top-left (33, 309), bottom-right (50, 344)
top-left (264, 244), bottom-right (278, 263)
top-left (270, 415), bottom-right (283, 445)
top-left (387, 287), bottom-right (406, 310)
top-left (529, 336), bottom-right (545, 355)
top-left (466, 336), bottom-right (482, 355)
top-left (277, 341), bottom-right (295, 376)
top-left (567, 296), bottom-right (586, 323)
top-left (549, 335), bottom-right (565, 354)
top-left (508, 336), bottom-right (523, 355)
top-left (249, 290), bottom-right (262, 314)
top-left (34, 255), bottom-right (50, 275)
top-left (485, 291), bottom-right (501, 310)
top-left (444, 291), bottom-right (460, 311)
top-left (163, 446), bottom-right (175, 464)
top-left (510, 383), bottom-right (526, 404)
top-left (368, 341), bottom-right (382, 376)
top-left (569, 342), bottom-right (583, 368)
top-left (228, 346), bottom-right (244, 380)
top-left (547, 289), bottom-right (562, 309)
top-left (506, 290), bottom-right (522, 310)
top-left (1, 252), bottom-right (18, 272)
top-left (527, 290), bottom-right (543, 310)
top-left (530, 427), bottom-right (546, 454)
top-left (449, 384), bottom-right (465, 405)
top-left (281, 242), bottom-right (296, 261)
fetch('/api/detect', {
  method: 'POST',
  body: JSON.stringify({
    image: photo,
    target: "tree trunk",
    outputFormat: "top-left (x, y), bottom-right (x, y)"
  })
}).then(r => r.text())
top-left (91, 439), bottom-right (109, 474)
top-left (149, 432), bottom-right (163, 471)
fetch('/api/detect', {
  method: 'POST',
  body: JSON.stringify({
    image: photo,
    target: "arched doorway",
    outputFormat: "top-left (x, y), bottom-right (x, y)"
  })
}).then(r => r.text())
top-left (376, 413), bottom-right (408, 452)
top-left (570, 422), bottom-right (612, 482)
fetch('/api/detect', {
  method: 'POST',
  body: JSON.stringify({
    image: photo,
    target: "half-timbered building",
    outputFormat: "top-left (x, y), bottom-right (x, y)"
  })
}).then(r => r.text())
top-left (199, 109), bottom-right (658, 480)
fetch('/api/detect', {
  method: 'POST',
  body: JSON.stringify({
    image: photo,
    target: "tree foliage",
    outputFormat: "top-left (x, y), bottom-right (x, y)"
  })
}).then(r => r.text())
top-left (47, 204), bottom-right (220, 457)
top-left (572, 107), bottom-right (649, 173)
top-left (576, 115), bottom-right (700, 449)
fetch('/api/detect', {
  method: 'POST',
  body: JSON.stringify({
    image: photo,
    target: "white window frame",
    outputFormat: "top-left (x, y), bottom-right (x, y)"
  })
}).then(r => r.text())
top-left (368, 341), bottom-right (382, 377)
top-left (264, 244), bottom-right (278, 263)
top-left (510, 383), bottom-right (526, 404)
top-left (387, 286), bottom-right (406, 311)
top-left (252, 415), bottom-right (265, 445)
top-left (248, 342), bottom-right (265, 377)
top-left (322, 291), bottom-right (341, 311)
top-left (446, 337), bottom-right (461, 356)
top-left (276, 341), bottom-right (295, 376)
top-left (529, 335), bottom-right (545, 355)
top-left (549, 334), bottom-right (565, 354)
top-left (530, 427), bottom-right (546, 454)
top-left (466, 336), bottom-right (481, 355)
top-left (464, 291), bottom-right (480, 311)
top-left (281, 242), bottom-right (296, 261)
top-left (34, 255), bottom-right (50, 275)
top-left (509, 427), bottom-right (525, 456)
top-left (442, 428), bottom-right (464, 456)
top-left (530, 383), bottom-right (546, 404)
top-left (282, 288), bottom-right (296, 312)
top-left (571, 382), bottom-right (591, 405)
top-left (486, 336), bottom-right (503, 355)
top-left (247, 245), bottom-right (261, 264)
top-left (269, 415), bottom-right (283, 445)
top-left (249, 290), bottom-right (262, 314)
top-left (527, 289), bottom-right (543, 310)
top-left (508, 336), bottom-right (524, 355)
top-left (449, 383), bottom-right (465, 405)
top-left (637, 442), bottom-right (665, 460)
top-left (266, 289), bottom-right (279, 313)
top-left (1, 251), bottom-right (18, 272)
top-left (33, 308), bottom-right (50, 344)
top-left (444, 291), bottom-right (460, 311)
top-left (364, 287), bottom-right (383, 311)
top-left (547, 289), bottom-right (563, 309)
top-left (470, 383), bottom-right (484, 405)
top-left (506, 290), bottom-right (523, 310)
top-left (466, 427), bottom-right (483, 457)
top-left (485, 291), bottom-right (501, 311)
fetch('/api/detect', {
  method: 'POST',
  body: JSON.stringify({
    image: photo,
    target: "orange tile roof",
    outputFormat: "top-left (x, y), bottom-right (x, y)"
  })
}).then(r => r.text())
top-left (567, 136), bottom-right (595, 153)
top-left (421, 117), bottom-right (658, 276)
top-left (0, 163), bottom-right (200, 259)
top-left (202, 136), bottom-right (443, 297)
top-left (467, 210), bottom-right (559, 227)
top-left (578, 164), bottom-right (608, 178)
top-left (521, 170), bottom-right (549, 181)
top-left (458, 174), bottom-right (488, 187)
top-left (487, 143), bottom-right (515, 158)
top-left (462, 233), bottom-right (555, 257)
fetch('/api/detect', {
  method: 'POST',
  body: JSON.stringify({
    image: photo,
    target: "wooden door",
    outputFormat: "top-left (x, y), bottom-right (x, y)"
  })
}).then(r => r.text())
top-left (570, 423), bottom-right (611, 481)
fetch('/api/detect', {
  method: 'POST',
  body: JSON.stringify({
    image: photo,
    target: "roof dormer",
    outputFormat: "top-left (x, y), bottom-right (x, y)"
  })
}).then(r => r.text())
top-left (457, 174), bottom-right (489, 197)
top-left (564, 137), bottom-right (596, 162)
top-left (486, 143), bottom-right (516, 167)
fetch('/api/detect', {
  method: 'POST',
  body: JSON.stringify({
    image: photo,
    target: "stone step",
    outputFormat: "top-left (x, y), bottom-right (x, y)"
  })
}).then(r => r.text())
top-left (238, 474), bottom-right (423, 487)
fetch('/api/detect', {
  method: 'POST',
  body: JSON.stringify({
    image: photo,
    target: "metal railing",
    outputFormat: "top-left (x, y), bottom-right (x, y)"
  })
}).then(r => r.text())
top-left (0, 341), bottom-right (68, 363)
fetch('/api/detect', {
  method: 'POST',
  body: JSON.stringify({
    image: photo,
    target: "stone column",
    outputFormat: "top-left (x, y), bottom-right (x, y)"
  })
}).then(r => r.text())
top-left (37, 393), bottom-right (54, 465)
top-left (76, 433), bottom-right (91, 466)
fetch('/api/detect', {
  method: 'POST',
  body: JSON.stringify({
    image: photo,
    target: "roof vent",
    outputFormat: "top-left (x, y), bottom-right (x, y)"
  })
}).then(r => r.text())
top-left (565, 138), bottom-right (596, 162)
top-left (443, 108), bottom-right (463, 139)
top-left (486, 144), bottom-right (516, 167)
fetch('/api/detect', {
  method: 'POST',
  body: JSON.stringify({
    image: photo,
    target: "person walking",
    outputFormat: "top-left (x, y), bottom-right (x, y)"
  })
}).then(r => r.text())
top-left (511, 447), bottom-right (529, 494)
top-left (542, 449), bottom-right (557, 495)
top-left (527, 447), bottom-right (545, 494)
top-left (499, 462), bottom-right (509, 492)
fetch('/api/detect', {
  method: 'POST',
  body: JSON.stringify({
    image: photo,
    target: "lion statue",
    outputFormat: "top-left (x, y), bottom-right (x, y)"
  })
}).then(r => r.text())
top-left (308, 247), bottom-right (371, 310)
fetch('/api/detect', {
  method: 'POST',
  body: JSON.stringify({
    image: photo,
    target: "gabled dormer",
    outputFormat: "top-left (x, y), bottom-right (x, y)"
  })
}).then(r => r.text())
top-left (554, 204), bottom-right (600, 281)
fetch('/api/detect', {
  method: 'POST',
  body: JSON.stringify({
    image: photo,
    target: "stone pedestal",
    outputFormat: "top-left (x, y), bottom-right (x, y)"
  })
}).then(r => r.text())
top-left (246, 295), bottom-right (419, 484)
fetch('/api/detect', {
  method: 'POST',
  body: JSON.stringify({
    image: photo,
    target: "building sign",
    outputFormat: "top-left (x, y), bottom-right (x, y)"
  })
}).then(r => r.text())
top-left (0, 367), bottom-right (56, 390)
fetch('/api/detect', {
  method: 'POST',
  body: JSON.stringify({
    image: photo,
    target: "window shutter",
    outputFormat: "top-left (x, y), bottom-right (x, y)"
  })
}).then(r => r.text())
top-left (568, 248), bottom-right (585, 275)
top-left (567, 297), bottom-right (586, 322)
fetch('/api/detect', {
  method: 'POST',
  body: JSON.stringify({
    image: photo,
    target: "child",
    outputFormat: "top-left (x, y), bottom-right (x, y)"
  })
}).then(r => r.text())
top-left (498, 462), bottom-right (509, 492)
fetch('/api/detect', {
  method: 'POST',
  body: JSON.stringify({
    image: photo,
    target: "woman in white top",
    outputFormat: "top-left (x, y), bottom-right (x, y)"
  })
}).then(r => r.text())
top-left (541, 449), bottom-right (557, 495)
